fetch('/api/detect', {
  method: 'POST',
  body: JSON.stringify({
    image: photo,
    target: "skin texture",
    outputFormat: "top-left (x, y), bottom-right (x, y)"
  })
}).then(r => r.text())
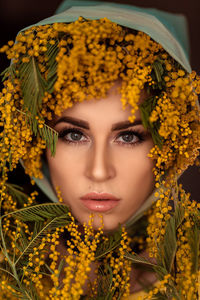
top-left (46, 82), bottom-right (155, 231)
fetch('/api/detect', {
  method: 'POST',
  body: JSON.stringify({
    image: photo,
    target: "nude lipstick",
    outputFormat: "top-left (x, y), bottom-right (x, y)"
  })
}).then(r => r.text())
top-left (80, 192), bottom-right (120, 212)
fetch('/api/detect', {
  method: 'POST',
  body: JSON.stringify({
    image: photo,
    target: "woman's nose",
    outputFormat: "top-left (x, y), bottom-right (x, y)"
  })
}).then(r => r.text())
top-left (84, 142), bottom-right (116, 182)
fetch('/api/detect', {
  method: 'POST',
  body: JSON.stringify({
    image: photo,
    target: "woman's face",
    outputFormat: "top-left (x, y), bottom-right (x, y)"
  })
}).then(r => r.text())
top-left (46, 82), bottom-right (155, 231)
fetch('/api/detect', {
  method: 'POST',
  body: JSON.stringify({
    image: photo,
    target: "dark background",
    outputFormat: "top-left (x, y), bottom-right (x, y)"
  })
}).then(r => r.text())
top-left (0, 0), bottom-right (199, 200)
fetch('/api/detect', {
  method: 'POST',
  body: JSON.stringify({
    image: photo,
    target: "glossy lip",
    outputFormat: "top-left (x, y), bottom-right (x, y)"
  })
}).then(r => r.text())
top-left (80, 192), bottom-right (120, 212)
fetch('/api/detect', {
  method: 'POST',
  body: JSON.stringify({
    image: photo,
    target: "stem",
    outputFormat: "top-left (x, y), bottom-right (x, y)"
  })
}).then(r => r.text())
top-left (0, 267), bottom-right (16, 279)
top-left (0, 219), bottom-right (32, 300)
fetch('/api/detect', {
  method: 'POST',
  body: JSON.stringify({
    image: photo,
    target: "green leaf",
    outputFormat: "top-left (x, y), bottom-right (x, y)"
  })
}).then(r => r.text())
top-left (125, 252), bottom-right (181, 299)
top-left (188, 222), bottom-right (200, 273)
top-left (96, 265), bottom-right (114, 299)
top-left (152, 59), bottom-right (165, 90)
top-left (0, 203), bottom-right (71, 266)
top-left (14, 214), bottom-right (70, 266)
top-left (13, 226), bottom-right (29, 253)
top-left (1, 64), bottom-right (16, 83)
top-left (124, 251), bottom-right (156, 266)
top-left (32, 220), bottom-right (44, 239)
top-left (140, 96), bottom-right (163, 148)
top-left (38, 123), bottom-right (58, 156)
top-left (57, 258), bottom-right (65, 276)
top-left (124, 252), bottom-right (167, 277)
top-left (46, 41), bottom-right (59, 93)
top-left (157, 215), bottom-right (177, 273)
top-left (15, 109), bottom-right (58, 156)
top-left (95, 226), bottom-right (122, 259)
top-left (1, 203), bottom-right (69, 222)
top-left (174, 204), bottom-right (185, 229)
top-left (19, 56), bottom-right (46, 118)
top-left (5, 183), bottom-right (28, 206)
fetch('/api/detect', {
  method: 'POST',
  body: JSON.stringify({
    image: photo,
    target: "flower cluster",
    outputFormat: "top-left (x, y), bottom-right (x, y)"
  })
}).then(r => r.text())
top-left (102, 227), bottom-right (132, 299)
top-left (0, 17), bottom-right (199, 185)
top-left (0, 17), bottom-right (200, 298)
top-left (149, 67), bottom-right (200, 180)
top-left (0, 205), bottom-right (132, 299)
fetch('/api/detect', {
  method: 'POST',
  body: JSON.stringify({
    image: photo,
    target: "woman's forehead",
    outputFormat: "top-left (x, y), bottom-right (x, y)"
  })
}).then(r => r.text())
top-left (54, 82), bottom-right (143, 127)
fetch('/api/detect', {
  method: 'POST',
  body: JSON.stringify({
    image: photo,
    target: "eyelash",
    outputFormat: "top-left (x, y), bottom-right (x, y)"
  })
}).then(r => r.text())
top-left (58, 128), bottom-right (88, 144)
top-left (116, 130), bottom-right (145, 146)
top-left (58, 127), bottom-right (146, 146)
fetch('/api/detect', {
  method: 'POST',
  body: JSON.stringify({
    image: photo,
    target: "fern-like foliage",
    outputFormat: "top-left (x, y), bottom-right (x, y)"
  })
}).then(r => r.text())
top-left (151, 59), bottom-right (165, 90)
top-left (16, 107), bottom-right (58, 156)
top-left (38, 123), bottom-right (58, 156)
top-left (140, 96), bottom-right (163, 149)
top-left (1, 203), bottom-right (71, 269)
top-left (157, 204), bottom-right (185, 274)
top-left (124, 252), bottom-right (166, 277)
top-left (188, 222), bottom-right (200, 273)
top-left (140, 59), bottom-right (167, 149)
top-left (5, 183), bottom-right (28, 206)
top-left (125, 252), bottom-right (181, 299)
top-left (95, 265), bottom-right (114, 300)
top-left (158, 216), bottom-right (177, 273)
top-left (46, 41), bottom-right (59, 93)
top-left (174, 203), bottom-right (185, 229)
top-left (15, 214), bottom-right (70, 266)
top-left (19, 57), bottom-right (46, 118)
top-left (1, 63), bottom-right (16, 83)
top-left (2, 202), bottom-right (69, 222)
top-left (95, 226), bottom-right (122, 259)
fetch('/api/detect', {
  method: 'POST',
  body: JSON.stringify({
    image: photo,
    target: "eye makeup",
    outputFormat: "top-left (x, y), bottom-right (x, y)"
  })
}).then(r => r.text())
top-left (115, 129), bottom-right (147, 146)
top-left (58, 127), bottom-right (88, 144)
top-left (57, 125), bottom-right (149, 147)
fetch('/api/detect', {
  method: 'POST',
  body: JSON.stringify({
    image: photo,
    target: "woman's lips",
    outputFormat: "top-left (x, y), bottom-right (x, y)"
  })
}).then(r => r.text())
top-left (80, 192), bottom-right (120, 212)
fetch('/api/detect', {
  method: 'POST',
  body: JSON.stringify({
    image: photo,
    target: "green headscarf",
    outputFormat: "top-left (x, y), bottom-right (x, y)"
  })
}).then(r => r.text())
top-left (23, 0), bottom-right (191, 72)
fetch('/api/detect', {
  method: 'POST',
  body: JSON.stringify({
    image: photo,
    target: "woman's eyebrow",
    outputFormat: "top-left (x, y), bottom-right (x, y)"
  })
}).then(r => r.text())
top-left (54, 116), bottom-right (89, 129)
top-left (111, 119), bottom-right (142, 131)
top-left (54, 116), bottom-right (142, 131)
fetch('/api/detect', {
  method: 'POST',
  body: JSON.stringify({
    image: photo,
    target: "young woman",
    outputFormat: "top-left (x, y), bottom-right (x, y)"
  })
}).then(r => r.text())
top-left (0, 1), bottom-right (199, 299)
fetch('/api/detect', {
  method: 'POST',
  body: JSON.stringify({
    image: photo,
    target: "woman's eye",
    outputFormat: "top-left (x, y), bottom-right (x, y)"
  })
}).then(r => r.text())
top-left (68, 131), bottom-right (83, 141)
top-left (58, 129), bottom-right (87, 143)
top-left (116, 131), bottom-right (142, 144)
